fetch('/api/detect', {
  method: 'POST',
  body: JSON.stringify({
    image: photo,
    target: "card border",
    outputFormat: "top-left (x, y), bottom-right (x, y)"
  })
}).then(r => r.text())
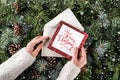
top-left (48, 20), bottom-right (88, 60)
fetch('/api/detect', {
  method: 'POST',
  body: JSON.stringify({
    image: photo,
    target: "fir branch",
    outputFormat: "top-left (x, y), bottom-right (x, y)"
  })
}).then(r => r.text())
top-left (12, 35), bottom-right (22, 44)
top-left (0, 0), bottom-right (120, 80)
top-left (0, 28), bottom-right (22, 50)
top-left (95, 41), bottom-right (110, 58)
top-left (113, 66), bottom-right (119, 80)
top-left (34, 59), bottom-right (48, 73)
top-left (0, 28), bottom-right (13, 50)
top-left (0, 48), bottom-right (8, 63)
top-left (47, 61), bottom-right (63, 80)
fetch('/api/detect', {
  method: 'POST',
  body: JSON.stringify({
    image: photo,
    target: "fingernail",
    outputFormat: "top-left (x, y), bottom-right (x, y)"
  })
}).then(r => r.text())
top-left (44, 36), bottom-right (49, 38)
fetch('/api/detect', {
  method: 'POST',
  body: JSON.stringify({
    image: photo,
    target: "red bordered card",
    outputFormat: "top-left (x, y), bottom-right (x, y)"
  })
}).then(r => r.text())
top-left (48, 21), bottom-right (88, 60)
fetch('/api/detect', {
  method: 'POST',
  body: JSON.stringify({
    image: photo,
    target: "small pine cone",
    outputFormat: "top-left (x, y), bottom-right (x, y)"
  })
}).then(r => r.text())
top-left (46, 57), bottom-right (57, 67)
top-left (31, 70), bottom-right (40, 79)
top-left (13, 2), bottom-right (20, 13)
top-left (14, 23), bottom-right (22, 35)
top-left (8, 44), bottom-right (21, 55)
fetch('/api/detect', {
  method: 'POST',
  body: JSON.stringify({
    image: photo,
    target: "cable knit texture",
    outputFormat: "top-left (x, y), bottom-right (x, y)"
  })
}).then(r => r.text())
top-left (0, 48), bottom-right (80, 80)
top-left (0, 48), bottom-right (36, 80)
top-left (57, 61), bottom-right (81, 80)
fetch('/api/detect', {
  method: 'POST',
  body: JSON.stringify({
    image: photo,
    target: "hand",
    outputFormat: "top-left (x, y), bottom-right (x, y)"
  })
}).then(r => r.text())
top-left (71, 47), bottom-right (87, 69)
top-left (26, 36), bottom-right (48, 57)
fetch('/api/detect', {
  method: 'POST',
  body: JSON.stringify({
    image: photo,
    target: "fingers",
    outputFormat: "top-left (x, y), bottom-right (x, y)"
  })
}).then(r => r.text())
top-left (71, 46), bottom-right (87, 68)
top-left (30, 36), bottom-right (48, 48)
top-left (33, 43), bottom-right (44, 57)
top-left (32, 36), bottom-right (48, 42)
top-left (26, 36), bottom-right (49, 57)
top-left (28, 36), bottom-right (42, 47)
top-left (72, 47), bottom-right (78, 61)
top-left (39, 36), bottom-right (49, 41)
top-left (80, 47), bottom-right (87, 66)
top-left (32, 36), bottom-right (48, 51)
top-left (32, 36), bottom-right (48, 44)
top-left (31, 36), bottom-right (48, 57)
top-left (80, 47), bottom-right (86, 58)
top-left (33, 36), bottom-right (48, 44)
top-left (31, 36), bottom-right (42, 41)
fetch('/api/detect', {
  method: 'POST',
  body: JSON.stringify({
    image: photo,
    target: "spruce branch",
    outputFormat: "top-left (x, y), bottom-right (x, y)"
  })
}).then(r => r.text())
top-left (34, 59), bottom-right (48, 73)
top-left (47, 61), bottom-right (63, 80)
top-left (0, 28), bottom-right (22, 50)
top-left (0, 48), bottom-right (9, 63)
top-left (95, 41), bottom-right (110, 58)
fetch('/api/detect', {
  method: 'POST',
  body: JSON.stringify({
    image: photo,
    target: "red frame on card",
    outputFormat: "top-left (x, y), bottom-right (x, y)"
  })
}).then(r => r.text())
top-left (48, 21), bottom-right (88, 60)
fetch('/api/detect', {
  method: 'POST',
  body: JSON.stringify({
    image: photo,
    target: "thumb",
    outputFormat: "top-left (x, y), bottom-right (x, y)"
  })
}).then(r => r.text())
top-left (72, 47), bottom-right (78, 61)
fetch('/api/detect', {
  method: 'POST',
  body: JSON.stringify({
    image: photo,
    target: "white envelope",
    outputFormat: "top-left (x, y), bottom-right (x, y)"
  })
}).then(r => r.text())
top-left (41, 8), bottom-right (84, 57)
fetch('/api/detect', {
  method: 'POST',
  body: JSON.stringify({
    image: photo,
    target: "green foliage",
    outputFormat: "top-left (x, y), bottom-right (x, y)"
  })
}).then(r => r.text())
top-left (0, 28), bottom-right (22, 50)
top-left (95, 41), bottom-right (110, 58)
top-left (47, 61), bottom-right (63, 80)
top-left (0, 0), bottom-right (120, 80)
top-left (34, 58), bottom-right (48, 72)
top-left (113, 66), bottom-right (120, 80)
top-left (0, 49), bottom-right (8, 63)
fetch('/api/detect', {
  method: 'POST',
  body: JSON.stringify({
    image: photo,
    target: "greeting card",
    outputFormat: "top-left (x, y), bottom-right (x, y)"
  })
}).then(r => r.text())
top-left (48, 21), bottom-right (88, 59)
top-left (42, 9), bottom-right (85, 57)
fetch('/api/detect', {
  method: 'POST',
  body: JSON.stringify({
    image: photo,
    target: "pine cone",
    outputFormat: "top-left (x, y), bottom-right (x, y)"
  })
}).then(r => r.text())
top-left (8, 44), bottom-right (21, 55)
top-left (14, 23), bottom-right (22, 35)
top-left (46, 57), bottom-right (57, 67)
top-left (31, 70), bottom-right (40, 79)
top-left (13, 1), bottom-right (20, 13)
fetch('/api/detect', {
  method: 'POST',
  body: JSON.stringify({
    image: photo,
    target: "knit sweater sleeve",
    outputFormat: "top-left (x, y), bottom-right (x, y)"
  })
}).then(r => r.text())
top-left (0, 47), bottom-right (36, 80)
top-left (57, 61), bottom-right (81, 80)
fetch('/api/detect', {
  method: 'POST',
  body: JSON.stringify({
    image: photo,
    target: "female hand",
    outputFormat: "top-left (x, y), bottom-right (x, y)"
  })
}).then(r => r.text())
top-left (71, 47), bottom-right (87, 68)
top-left (26, 36), bottom-right (48, 57)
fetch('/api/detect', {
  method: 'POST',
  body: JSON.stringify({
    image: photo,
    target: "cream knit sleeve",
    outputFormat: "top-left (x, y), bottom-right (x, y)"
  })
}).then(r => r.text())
top-left (0, 47), bottom-right (36, 80)
top-left (57, 61), bottom-right (81, 80)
